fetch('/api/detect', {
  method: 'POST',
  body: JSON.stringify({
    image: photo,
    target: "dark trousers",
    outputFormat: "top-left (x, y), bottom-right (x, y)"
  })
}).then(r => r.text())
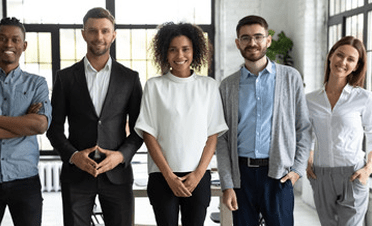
top-left (0, 175), bottom-right (43, 226)
top-left (61, 173), bottom-right (133, 226)
top-left (233, 160), bottom-right (294, 226)
top-left (147, 171), bottom-right (211, 226)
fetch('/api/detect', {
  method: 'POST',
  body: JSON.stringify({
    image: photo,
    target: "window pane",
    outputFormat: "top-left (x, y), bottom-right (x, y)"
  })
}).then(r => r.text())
top-left (116, 29), bottom-right (157, 87)
top-left (335, 0), bottom-right (341, 14)
top-left (328, 24), bottom-right (342, 51)
top-left (330, 0), bottom-right (335, 16)
top-left (7, 0), bottom-right (105, 24)
top-left (60, 29), bottom-right (86, 68)
top-left (367, 11), bottom-right (372, 91)
top-left (346, 13), bottom-right (364, 41)
top-left (20, 32), bottom-right (53, 151)
top-left (115, 0), bottom-right (211, 24)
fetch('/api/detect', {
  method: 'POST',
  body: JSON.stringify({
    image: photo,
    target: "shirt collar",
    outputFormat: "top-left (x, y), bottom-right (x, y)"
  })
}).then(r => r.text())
top-left (320, 83), bottom-right (353, 94)
top-left (0, 66), bottom-right (22, 82)
top-left (84, 56), bottom-right (112, 73)
top-left (240, 57), bottom-right (274, 78)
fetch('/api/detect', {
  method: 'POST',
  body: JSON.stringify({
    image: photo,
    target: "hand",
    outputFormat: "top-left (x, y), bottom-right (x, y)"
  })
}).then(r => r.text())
top-left (95, 147), bottom-right (124, 176)
top-left (70, 146), bottom-right (99, 177)
top-left (306, 161), bottom-right (317, 180)
top-left (222, 188), bottom-right (238, 211)
top-left (27, 103), bottom-right (42, 114)
top-left (164, 173), bottom-right (192, 197)
top-left (280, 171), bottom-right (300, 186)
top-left (350, 167), bottom-right (371, 185)
top-left (179, 171), bottom-right (203, 193)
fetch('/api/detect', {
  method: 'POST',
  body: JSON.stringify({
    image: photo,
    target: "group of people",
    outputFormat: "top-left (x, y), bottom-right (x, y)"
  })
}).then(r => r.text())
top-left (0, 5), bottom-right (370, 226)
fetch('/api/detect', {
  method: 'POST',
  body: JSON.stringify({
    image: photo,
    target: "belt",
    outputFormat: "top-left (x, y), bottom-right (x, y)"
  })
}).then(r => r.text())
top-left (239, 157), bottom-right (269, 167)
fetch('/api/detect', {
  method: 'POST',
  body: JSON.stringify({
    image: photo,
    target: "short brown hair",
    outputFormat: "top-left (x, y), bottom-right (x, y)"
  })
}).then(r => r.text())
top-left (83, 7), bottom-right (115, 28)
top-left (236, 15), bottom-right (269, 37)
top-left (324, 36), bottom-right (367, 87)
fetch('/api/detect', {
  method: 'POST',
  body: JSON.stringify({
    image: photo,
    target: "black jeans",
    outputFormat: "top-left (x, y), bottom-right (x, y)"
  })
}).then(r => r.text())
top-left (147, 171), bottom-right (211, 226)
top-left (0, 175), bottom-right (43, 226)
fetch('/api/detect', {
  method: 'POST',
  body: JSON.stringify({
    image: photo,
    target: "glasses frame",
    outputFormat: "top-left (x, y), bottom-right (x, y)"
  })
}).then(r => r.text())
top-left (239, 34), bottom-right (268, 44)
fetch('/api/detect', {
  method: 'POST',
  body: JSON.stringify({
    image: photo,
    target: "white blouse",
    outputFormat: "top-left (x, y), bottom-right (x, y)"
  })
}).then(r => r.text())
top-left (135, 72), bottom-right (228, 174)
top-left (306, 84), bottom-right (372, 167)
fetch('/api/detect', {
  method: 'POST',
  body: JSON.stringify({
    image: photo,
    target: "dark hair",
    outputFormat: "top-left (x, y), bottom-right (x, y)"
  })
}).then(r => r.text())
top-left (83, 7), bottom-right (115, 28)
top-left (0, 17), bottom-right (26, 40)
top-left (236, 15), bottom-right (269, 37)
top-left (324, 36), bottom-right (367, 87)
top-left (151, 22), bottom-right (213, 75)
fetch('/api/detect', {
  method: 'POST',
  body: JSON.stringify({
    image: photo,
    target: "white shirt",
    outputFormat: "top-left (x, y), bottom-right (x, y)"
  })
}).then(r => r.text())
top-left (84, 56), bottom-right (112, 116)
top-left (135, 72), bottom-right (228, 174)
top-left (306, 84), bottom-right (372, 167)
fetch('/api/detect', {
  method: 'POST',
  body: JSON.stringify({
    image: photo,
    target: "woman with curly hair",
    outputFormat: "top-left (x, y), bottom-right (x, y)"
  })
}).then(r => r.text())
top-left (135, 22), bottom-right (228, 225)
top-left (306, 36), bottom-right (372, 225)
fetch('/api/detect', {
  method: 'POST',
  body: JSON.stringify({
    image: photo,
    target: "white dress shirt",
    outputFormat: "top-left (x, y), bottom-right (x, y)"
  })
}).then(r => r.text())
top-left (84, 56), bottom-right (112, 116)
top-left (306, 84), bottom-right (372, 167)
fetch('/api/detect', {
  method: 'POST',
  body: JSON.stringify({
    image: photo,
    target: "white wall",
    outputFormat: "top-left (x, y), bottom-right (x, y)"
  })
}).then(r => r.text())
top-left (214, 0), bottom-right (329, 207)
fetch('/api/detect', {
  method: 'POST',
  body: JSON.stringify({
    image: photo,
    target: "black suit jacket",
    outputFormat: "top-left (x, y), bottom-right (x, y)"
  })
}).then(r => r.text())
top-left (47, 59), bottom-right (143, 185)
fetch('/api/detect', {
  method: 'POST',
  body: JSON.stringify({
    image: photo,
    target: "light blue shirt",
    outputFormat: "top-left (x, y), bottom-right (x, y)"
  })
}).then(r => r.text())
top-left (0, 67), bottom-right (52, 182)
top-left (237, 60), bottom-right (276, 158)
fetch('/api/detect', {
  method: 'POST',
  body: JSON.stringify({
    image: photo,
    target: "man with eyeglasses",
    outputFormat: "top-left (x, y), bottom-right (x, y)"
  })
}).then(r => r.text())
top-left (216, 15), bottom-right (311, 226)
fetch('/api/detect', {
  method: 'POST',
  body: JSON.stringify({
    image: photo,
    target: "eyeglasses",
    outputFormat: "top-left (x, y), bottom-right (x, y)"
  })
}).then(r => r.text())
top-left (239, 34), bottom-right (268, 44)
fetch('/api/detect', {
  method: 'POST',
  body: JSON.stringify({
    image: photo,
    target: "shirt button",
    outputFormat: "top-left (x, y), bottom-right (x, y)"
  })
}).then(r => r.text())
top-left (98, 121), bottom-right (102, 125)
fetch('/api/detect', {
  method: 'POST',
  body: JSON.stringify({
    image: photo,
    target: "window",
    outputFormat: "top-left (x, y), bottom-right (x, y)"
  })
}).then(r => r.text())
top-left (327, 1), bottom-right (372, 89)
top-left (3, 0), bottom-right (214, 153)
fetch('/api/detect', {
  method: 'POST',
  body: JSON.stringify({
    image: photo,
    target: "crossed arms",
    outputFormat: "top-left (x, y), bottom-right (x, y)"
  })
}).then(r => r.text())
top-left (0, 103), bottom-right (48, 139)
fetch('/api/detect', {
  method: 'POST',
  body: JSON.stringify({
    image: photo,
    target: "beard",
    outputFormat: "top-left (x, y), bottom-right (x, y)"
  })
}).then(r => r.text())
top-left (88, 42), bottom-right (111, 57)
top-left (239, 45), bottom-right (267, 62)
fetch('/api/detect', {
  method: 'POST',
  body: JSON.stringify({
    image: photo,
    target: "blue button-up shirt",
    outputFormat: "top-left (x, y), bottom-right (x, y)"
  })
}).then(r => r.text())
top-left (237, 60), bottom-right (276, 158)
top-left (0, 67), bottom-right (52, 182)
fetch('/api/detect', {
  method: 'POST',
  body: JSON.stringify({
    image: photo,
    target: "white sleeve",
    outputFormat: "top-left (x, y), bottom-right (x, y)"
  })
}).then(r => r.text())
top-left (363, 92), bottom-right (372, 154)
top-left (207, 82), bottom-right (228, 137)
top-left (134, 81), bottom-right (158, 139)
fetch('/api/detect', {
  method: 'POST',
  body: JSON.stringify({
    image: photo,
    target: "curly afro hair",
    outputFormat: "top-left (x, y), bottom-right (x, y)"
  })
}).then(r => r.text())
top-left (151, 22), bottom-right (213, 75)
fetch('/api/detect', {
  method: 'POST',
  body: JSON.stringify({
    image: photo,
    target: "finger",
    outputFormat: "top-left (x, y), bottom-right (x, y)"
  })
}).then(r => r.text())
top-left (280, 175), bottom-right (289, 183)
top-left (307, 170), bottom-right (317, 179)
top-left (231, 196), bottom-right (239, 211)
top-left (177, 184), bottom-right (192, 197)
top-left (350, 172), bottom-right (360, 181)
top-left (86, 145), bottom-right (98, 153)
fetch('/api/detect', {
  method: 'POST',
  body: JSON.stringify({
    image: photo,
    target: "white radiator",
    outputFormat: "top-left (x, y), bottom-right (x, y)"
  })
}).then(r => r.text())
top-left (38, 161), bottom-right (62, 192)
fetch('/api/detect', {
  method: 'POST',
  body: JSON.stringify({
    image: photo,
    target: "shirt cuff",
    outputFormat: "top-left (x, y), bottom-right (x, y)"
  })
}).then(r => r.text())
top-left (69, 151), bottom-right (79, 164)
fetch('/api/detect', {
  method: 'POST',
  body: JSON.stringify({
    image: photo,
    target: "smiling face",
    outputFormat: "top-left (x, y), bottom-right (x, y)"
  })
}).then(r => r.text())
top-left (82, 18), bottom-right (116, 58)
top-left (167, 35), bottom-right (193, 78)
top-left (0, 25), bottom-right (27, 73)
top-left (235, 24), bottom-right (271, 62)
top-left (329, 44), bottom-right (359, 81)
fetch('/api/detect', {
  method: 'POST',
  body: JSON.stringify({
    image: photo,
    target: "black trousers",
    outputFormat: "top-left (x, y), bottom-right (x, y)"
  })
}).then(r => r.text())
top-left (147, 171), bottom-right (211, 226)
top-left (61, 173), bottom-right (133, 226)
top-left (0, 175), bottom-right (43, 226)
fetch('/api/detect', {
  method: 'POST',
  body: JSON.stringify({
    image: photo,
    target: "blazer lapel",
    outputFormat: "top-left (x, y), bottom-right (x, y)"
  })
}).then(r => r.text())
top-left (99, 61), bottom-right (120, 117)
top-left (73, 59), bottom-right (98, 117)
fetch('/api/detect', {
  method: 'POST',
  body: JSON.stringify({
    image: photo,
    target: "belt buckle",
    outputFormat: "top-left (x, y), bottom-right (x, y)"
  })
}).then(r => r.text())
top-left (247, 158), bottom-right (259, 167)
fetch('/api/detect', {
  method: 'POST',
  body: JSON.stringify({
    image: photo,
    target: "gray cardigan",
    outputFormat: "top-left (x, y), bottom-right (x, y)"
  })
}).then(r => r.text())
top-left (216, 63), bottom-right (312, 190)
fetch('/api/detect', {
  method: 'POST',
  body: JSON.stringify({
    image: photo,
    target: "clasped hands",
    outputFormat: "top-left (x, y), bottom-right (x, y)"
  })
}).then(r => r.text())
top-left (165, 171), bottom-right (203, 198)
top-left (70, 145), bottom-right (124, 177)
